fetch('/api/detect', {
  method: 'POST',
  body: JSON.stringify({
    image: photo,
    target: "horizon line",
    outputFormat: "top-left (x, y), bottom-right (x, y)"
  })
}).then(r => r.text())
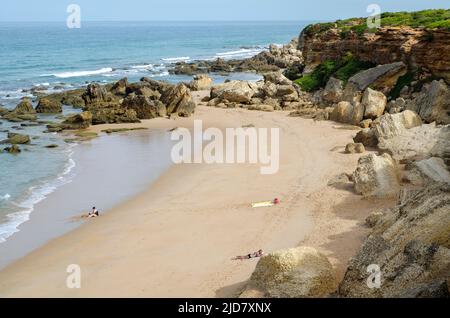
top-left (0, 19), bottom-right (321, 23)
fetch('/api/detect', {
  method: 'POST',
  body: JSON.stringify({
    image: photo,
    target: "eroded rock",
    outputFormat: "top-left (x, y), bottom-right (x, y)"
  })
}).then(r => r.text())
top-left (353, 153), bottom-right (400, 198)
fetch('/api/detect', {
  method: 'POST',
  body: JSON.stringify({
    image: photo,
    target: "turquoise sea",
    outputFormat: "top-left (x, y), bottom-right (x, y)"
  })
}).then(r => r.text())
top-left (0, 21), bottom-right (309, 244)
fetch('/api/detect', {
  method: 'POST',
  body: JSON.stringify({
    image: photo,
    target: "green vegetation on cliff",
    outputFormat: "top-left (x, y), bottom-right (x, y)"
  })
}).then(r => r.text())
top-left (294, 53), bottom-right (374, 91)
top-left (304, 9), bottom-right (450, 37)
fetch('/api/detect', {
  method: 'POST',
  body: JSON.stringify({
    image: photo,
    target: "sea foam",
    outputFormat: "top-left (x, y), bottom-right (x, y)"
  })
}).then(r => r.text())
top-left (50, 67), bottom-right (113, 78)
top-left (0, 146), bottom-right (77, 243)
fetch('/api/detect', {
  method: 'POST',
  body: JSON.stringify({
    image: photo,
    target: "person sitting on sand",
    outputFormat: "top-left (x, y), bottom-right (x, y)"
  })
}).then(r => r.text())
top-left (88, 206), bottom-right (99, 218)
top-left (232, 249), bottom-right (264, 261)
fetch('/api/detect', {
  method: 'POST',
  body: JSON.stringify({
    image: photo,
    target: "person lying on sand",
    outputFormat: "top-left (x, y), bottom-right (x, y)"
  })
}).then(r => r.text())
top-left (232, 249), bottom-right (264, 261)
top-left (88, 206), bottom-right (99, 218)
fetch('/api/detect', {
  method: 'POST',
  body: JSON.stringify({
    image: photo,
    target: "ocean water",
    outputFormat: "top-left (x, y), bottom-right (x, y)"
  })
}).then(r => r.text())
top-left (0, 21), bottom-right (308, 244)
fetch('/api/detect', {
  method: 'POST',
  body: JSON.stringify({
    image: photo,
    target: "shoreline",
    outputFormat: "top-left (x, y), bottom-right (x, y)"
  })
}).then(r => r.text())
top-left (0, 104), bottom-right (395, 297)
top-left (0, 127), bottom-right (175, 270)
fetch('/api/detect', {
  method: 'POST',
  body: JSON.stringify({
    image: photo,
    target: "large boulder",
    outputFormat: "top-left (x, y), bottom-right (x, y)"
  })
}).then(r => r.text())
top-left (353, 153), bottom-right (400, 198)
top-left (13, 98), bottom-right (35, 114)
top-left (342, 62), bottom-right (407, 103)
top-left (36, 97), bottom-right (62, 113)
top-left (347, 62), bottom-right (407, 93)
top-left (242, 247), bottom-right (336, 298)
top-left (122, 94), bottom-right (166, 119)
top-left (362, 88), bottom-right (387, 119)
top-left (322, 77), bottom-right (344, 104)
top-left (407, 80), bottom-right (450, 125)
top-left (188, 74), bottom-right (213, 91)
top-left (330, 101), bottom-right (364, 125)
top-left (210, 81), bottom-right (258, 103)
top-left (339, 183), bottom-right (450, 298)
top-left (160, 83), bottom-right (196, 117)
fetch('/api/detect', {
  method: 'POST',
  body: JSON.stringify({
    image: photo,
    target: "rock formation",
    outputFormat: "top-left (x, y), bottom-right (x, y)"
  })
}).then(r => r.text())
top-left (300, 26), bottom-right (450, 83)
top-left (36, 97), bottom-right (62, 113)
top-left (13, 98), bottom-right (35, 114)
top-left (122, 95), bottom-right (165, 119)
top-left (339, 183), bottom-right (450, 298)
top-left (160, 83), bottom-right (196, 117)
top-left (407, 80), bottom-right (450, 125)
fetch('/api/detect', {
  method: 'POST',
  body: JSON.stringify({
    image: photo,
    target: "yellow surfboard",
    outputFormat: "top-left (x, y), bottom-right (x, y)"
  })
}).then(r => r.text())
top-left (251, 201), bottom-right (274, 208)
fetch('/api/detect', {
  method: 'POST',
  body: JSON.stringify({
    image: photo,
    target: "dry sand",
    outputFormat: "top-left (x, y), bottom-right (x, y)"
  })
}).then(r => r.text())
top-left (0, 97), bottom-right (394, 297)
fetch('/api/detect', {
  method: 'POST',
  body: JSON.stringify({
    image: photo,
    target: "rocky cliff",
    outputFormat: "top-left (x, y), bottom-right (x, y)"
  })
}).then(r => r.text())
top-left (299, 26), bottom-right (450, 83)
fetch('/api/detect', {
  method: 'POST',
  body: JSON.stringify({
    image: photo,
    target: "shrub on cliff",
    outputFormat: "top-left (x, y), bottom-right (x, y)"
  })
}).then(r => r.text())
top-left (305, 9), bottom-right (450, 38)
top-left (294, 54), bottom-right (374, 92)
top-left (294, 60), bottom-right (339, 91)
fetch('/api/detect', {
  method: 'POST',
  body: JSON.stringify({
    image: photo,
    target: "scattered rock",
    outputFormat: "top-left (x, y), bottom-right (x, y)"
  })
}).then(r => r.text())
top-left (345, 143), bottom-right (365, 154)
top-left (3, 144), bottom-right (21, 154)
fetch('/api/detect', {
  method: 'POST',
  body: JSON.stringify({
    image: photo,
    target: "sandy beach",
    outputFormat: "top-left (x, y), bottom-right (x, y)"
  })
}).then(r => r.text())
top-left (0, 97), bottom-right (395, 297)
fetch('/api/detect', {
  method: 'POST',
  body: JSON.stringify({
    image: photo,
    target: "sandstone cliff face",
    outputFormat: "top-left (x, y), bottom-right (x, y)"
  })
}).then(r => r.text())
top-left (299, 26), bottom-right (450, 82)
top-left (339, 183), bottom-right (450, 298)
